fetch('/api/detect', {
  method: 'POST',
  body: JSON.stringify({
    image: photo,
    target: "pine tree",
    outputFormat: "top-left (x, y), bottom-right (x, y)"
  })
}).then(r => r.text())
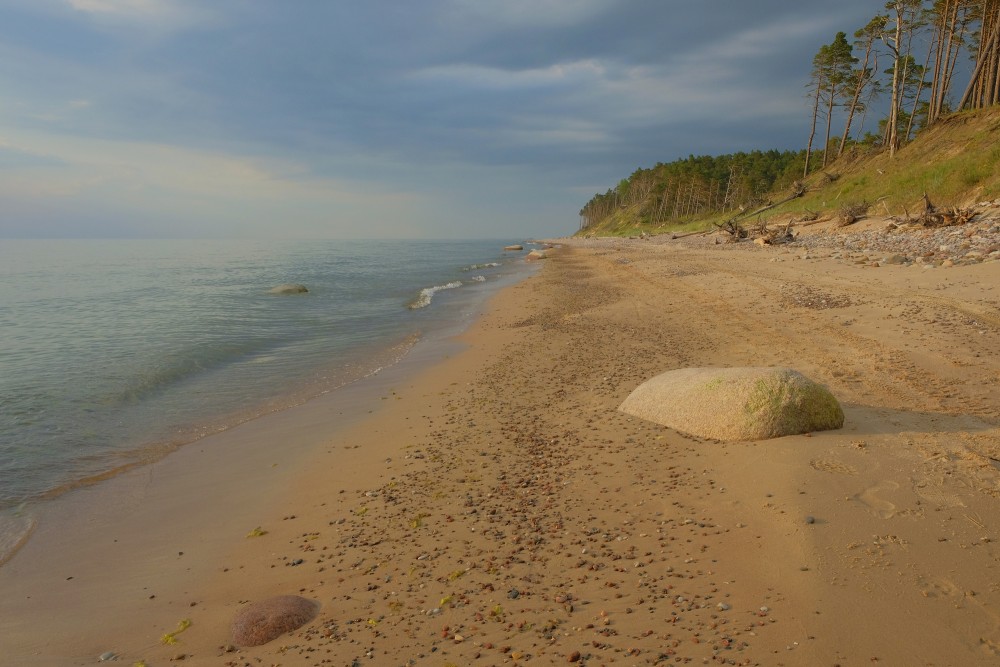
top-left (959, 0), bottom-right (1000, 110)
top-left (804, 43), bottom-right (831, 176)
top-left (839, 17), bottom-right (886, 157)
top-left (881, 0), bottom-right (925, 156)
top-left (822, 32), bottom-right (858, 166)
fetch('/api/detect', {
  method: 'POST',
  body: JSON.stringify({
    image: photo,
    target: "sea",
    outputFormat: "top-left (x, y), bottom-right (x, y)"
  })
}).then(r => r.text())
top-left (0, 238), bottom-right (537, 560)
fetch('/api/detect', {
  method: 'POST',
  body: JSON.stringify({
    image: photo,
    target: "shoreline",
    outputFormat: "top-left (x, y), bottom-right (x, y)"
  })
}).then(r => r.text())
top-left (2, 232), bottom-right (999, 665)
top-left (0, 238), bottom-right (531, 532)
top-left (0, 242), bottom-right (537, 567)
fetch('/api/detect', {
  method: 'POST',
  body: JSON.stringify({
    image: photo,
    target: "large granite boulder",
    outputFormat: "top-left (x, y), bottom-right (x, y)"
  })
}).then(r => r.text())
top-left (268, 284), bottom-right (308, 295)
top-left (619, 367), bottom-right (844, 441)
top-left (231, 595), bottom-right (319, 647)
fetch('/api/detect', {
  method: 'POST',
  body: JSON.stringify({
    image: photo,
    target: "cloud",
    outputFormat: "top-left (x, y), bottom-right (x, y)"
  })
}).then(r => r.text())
top-left (61, 0), bottom-right (211, 32)
top-left (410, 59), bottom-right (606, 90)
top-left (446, 0), bottom-right (613, 27)
top-left (0, 0), bottom-right (889, 238)
top-left (0, 127), bottom-right (429, 237)
top-left (68, 0), bottom-right (165, 14)
top-left (706, 18), bottom-right (833, 61)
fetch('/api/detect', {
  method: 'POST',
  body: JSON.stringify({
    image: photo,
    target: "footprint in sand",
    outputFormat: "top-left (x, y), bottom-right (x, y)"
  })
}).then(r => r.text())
top-left (913, 480), bottom-right (966, 508)
top-left (810, 458), bottom-right (858, 475)
top-left (923, 576), bottom-right (1000, 654)
top-left (857, 480), bottom-right (899, 519)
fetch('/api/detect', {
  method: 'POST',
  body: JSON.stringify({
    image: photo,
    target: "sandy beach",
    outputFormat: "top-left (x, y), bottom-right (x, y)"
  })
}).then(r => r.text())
top-left (2, 224), bottom-right (1000, 666)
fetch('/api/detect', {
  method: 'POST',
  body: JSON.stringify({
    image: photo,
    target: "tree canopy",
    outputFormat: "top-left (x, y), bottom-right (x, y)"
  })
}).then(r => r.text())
top-left (578, 1), bottom-right (1000, 233)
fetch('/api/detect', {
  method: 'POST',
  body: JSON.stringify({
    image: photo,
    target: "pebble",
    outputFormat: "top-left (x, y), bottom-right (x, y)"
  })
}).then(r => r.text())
top-left (806, 516), bottom-right (816, 524)
top-left (785, 219), bottom-right (1000, 267)
top-left (98, 651), bottom-right (117, 662)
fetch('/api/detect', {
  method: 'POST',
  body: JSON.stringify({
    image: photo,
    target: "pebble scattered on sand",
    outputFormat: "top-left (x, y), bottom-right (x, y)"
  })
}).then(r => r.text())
top-left (786, 218), bottom-right (1000, 267)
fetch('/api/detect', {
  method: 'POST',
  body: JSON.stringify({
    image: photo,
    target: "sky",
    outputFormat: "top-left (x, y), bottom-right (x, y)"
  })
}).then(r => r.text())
top-left (0, 0), bottom-right (881, 239)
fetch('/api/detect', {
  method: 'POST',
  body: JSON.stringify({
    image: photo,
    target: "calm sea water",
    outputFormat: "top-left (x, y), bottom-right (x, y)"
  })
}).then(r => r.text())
top-left (0, 238), bottom-right (533, 550)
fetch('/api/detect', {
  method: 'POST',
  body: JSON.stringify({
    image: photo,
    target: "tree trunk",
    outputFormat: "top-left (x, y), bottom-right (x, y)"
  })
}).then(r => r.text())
top-left (887, 2), bottom-right (906, 156)
top-left (906, 42), bottom-right (935, 141)
top-left (823, 80), bottom-right (836, 166)
top-left (839, 44), bottom-right (874, 156)
top-left (959, 3), bottom-right (1000, 109)
top-left (804, 83), bottom-right (822, 176)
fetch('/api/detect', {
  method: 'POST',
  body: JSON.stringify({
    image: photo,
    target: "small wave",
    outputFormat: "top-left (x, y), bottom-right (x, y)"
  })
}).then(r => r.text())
top-left (461, 262), bottom-right (500, 272)
top-left (470, 275), bottom-right (486, 282)
top-left (0, 511), bottom-right (36, 567)
top-left (108, 339), bottom-right (276, 406)
top-left (408, 281), bottom-right (462, 309)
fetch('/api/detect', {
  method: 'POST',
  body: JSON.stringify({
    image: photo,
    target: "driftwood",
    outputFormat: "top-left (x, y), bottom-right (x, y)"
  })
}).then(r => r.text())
top-left (838, 200), bottom-right (870, 227)
top-left (763, 220), bottom-right (795, 245)
top-left (670, 229), bottom-right (709, 239)
top-left (797, 216), bottom-right (832, 227)
top-left (915, 193), bottom-right (978, 228)
top-left (713, 218), bottom-right (748, 239)
top-left (903, 192), bottom-right (979, 229)
top-left (754, 220), bottom-right (796, 245)
top-left (714, 182), bottom-right (808, 239)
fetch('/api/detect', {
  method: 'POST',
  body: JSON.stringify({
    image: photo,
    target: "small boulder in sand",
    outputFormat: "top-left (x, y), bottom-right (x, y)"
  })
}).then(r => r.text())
top-left (231, 595), bottom-right (319, 647)
top-left (620, 367), bottom-right (844, 441)
top-left (526, 249), bottom-right (548, 261)
top-left (268, 284), bottom-right (308, 295)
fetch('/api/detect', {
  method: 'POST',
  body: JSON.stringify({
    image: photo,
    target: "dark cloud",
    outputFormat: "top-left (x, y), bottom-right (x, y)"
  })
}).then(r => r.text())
top-left (0, 0), bottom-right (886, 237)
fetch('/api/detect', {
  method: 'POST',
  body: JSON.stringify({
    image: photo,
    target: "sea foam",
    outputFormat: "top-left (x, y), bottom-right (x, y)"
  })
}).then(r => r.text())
top-left (409, 281), bottom-right (463, 309)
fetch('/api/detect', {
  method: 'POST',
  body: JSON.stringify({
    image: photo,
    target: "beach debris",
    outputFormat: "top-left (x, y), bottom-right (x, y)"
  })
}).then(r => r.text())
top-left (619, 367), bottom-right (844, 441)
top-left (715, 182), bottom-right (807, 239)
top-left (268, 283), bottom-right (309, 295)
top-left (838, 201), bottom-right (870, 227)
top-left (713, 218), bottom-right (748, 240)
top-left (231, 595), bottom-right (319, 647)
top-left (910, 193), bottom-right (979, 228)
top-left (160, 618), bottom-right (192, 645)
top-left (753, 220), bottom-right (796, 245)
top-left (246, 526), bottom-right (267, 538)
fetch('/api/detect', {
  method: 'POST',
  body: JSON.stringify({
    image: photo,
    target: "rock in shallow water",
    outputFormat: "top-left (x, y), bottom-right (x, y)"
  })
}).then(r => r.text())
top-left (619, 367), bottom-right (844, 441)
top-left (268, 283), bottom-right (309, 295)
top-left (231, 595), bottom-right (319, 647)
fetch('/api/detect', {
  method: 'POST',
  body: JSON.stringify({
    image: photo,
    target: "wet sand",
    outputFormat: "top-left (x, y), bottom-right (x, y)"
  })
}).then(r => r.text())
top-left (2, 229), bottom-right (999, 666)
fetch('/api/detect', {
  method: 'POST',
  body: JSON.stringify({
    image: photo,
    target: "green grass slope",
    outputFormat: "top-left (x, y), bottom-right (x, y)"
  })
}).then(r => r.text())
top-left (579, 107), bottom-right (1000, 237)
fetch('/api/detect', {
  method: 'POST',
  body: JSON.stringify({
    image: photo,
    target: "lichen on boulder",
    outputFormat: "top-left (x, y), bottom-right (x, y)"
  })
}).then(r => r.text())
top-left (231, 595), bottom-right (319, 647)
top-left (619, 367), bottom-right (844, 441)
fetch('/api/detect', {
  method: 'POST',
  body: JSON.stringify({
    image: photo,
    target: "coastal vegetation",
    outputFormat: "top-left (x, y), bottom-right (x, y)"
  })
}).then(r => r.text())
top-left (578, 0), bottom-right (1000, 236)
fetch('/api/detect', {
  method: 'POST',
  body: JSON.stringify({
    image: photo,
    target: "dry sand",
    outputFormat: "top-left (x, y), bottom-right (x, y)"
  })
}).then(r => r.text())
top-left (2, 227), bottom-right (999, 666)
